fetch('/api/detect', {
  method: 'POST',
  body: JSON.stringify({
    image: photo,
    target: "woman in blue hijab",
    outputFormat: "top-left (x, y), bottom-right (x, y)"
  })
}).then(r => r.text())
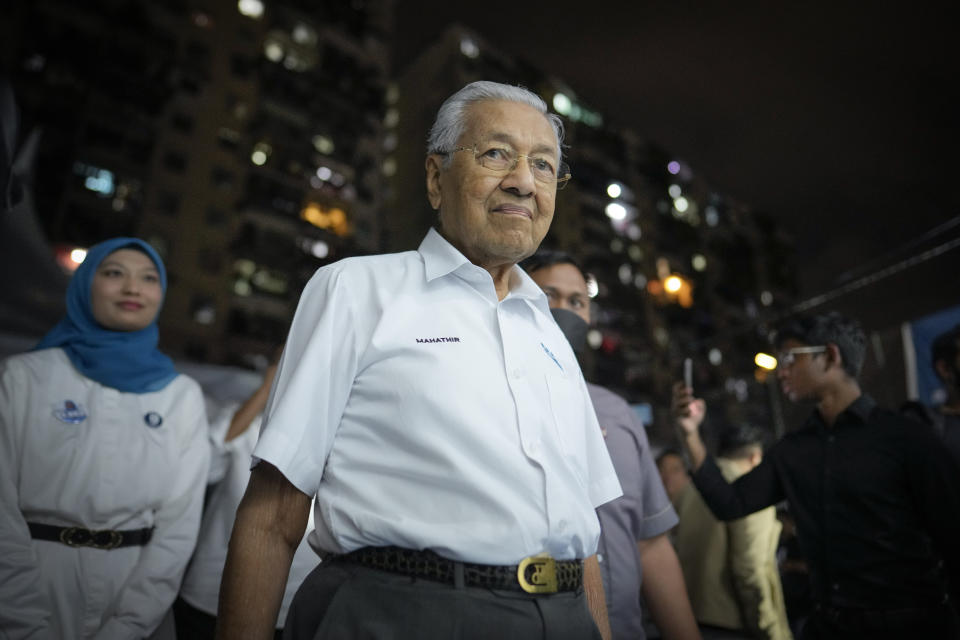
top-left (0, 237), bottom-right (210, 639)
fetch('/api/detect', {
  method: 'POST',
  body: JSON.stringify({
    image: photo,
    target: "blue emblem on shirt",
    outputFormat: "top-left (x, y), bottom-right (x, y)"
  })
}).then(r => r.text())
top-left (541, 343), bottom-right (564, 372)
top-left (53, 400), bottom-right (87, 424)
top-left (144, 412), bottom-right (163, 428)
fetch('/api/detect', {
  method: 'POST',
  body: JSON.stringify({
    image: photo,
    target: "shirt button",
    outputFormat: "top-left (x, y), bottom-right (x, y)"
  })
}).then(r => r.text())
top-left (512, 368), bottom-right (524, 379)
top-left (557, 520), bottom-right (567, 532)
top-left (529, 441), bottom-right (539, 454)
top-left (597, 553), bottom-right (604, 563)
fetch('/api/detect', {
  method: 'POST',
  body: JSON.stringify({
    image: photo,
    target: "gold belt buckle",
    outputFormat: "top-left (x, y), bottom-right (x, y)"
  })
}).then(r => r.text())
top-left (517, 553), bottom-right (558, 594)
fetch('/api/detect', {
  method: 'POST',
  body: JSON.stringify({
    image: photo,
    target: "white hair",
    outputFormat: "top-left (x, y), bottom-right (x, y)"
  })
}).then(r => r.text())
top-left (426, 81), bottom-right (564, 166)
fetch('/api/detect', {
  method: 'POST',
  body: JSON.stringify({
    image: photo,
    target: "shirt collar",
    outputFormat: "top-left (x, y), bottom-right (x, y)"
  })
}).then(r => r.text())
top-left (417, 228), bottom-right (550, 311)
top-left (808, 393), bottom-right (877, 430)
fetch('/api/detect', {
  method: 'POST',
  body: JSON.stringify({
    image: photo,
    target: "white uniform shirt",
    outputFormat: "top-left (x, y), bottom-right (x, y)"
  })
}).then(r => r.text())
top-left (253, 228), bottom-right (622, 564)
top-left (179, 403), bottom-right (319, 626)
top-left (0, 348), bottom-right (210, 640)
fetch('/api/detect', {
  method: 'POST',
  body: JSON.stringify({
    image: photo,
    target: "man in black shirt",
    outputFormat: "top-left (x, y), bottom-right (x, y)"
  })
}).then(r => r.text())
top-left (673, 311), bottom-right (960, 639)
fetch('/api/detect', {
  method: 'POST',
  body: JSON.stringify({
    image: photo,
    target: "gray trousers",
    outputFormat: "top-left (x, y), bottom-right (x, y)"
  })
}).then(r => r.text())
top-left (282, 560), bottom-right (603, 640)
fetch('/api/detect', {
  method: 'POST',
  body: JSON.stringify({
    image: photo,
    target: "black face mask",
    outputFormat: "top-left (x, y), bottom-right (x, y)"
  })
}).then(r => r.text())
top-left (551, 307), bottom-right (589, 354)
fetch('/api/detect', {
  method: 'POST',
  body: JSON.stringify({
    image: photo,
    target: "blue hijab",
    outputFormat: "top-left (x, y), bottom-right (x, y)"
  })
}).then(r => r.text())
top-left (34, 237), bottom-right (179, 393)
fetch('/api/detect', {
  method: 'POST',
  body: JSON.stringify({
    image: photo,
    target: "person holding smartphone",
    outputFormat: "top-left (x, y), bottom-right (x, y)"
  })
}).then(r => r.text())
top-left (673, 311), bottom-right (960, 639)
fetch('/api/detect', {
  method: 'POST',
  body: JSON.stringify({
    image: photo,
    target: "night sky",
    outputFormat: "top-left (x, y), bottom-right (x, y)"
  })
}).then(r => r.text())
top-left (394, 1), bottom-right (959, 327)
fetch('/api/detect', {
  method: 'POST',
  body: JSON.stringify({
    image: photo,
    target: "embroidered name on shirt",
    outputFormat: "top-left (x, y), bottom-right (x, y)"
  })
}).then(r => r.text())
top-left (415, 337), bottom-right (461, 343)
top-left (541, 343), bottom-right (563, 372)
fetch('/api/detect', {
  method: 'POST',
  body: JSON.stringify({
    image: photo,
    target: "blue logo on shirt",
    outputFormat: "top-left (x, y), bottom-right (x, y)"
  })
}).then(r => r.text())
top-left (53, 400), bottom-right (87, 424)
top-left (144, 412), bottom-right (164, 428)
top-left (541, 343), bottom-right (563, 372)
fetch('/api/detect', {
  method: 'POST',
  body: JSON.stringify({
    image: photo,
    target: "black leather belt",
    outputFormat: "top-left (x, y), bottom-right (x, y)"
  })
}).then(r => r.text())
top-left (334, 546), bottom-right (583, 594)
top-left (27, 522), bottom-right (154, 550)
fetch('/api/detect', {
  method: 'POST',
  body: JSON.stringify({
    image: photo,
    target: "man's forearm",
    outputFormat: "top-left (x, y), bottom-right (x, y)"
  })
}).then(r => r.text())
top-left (638, 535), bottom-right (701, 640)
top-left (583, 554), bottom-right (612, 640)
top-left (216, 465), bottom-right (309, 639)
top-left (216, 517), bottom-right (295, 638)
top-left (680, 430), bottom-right (708, 472)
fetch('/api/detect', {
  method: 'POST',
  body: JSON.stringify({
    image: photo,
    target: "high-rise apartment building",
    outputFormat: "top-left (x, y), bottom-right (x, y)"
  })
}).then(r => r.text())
top-left (2, 0), bottom-right (393, 365)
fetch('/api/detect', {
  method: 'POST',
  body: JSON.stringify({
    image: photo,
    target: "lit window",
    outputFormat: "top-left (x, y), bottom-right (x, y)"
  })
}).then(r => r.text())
top-left (312, 135), bottom-right (334, 154)
top-left (250, 141), bottom-right (272, 166)
top-left (292, 23), bottom-right (317, 45)
top-left (384, 109), bottom-right (399, 128)
top-left (587, 329), bottom-right (603, 350)
top-left (385, 84), bottom-right (399, 104)
top-left (705, 206), bottom-right (720, 227)
top-left (605, 202), bottom-right (627, 221)
top-left (237, 0), bottom-right (264, 19)
top-left (264, 40), bottom-right (284, 62)
top-left (586, 275), bottom-right (599, 298)
top-left (552, 93), bottom-right (572, 116)
top-left (460, 37), bottom-right (480, 58)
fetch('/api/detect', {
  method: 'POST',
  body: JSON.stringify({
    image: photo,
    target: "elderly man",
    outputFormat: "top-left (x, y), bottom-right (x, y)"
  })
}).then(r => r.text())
top-left (524, 250), bottom-right (700, 640)
top-left (216, 81), bottom-right (622, 640)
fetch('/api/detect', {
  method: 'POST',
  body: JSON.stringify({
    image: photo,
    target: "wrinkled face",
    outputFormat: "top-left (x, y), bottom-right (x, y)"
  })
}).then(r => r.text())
top-left (426, 100), bottom-right (559, 269)
top-left (776, 338), bottom-right (828, 402)
top-left (90, 248), bottom-right (163, 332)
top-left (529, 263), bottom-right (591, 324)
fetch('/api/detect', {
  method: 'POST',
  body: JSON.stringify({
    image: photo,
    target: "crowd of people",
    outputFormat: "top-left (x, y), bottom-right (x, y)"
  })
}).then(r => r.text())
top-left (1, 80), bottom-right (958, 640)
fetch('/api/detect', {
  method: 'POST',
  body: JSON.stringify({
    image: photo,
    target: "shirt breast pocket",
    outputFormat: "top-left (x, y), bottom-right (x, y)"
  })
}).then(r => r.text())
top-left (544, 372), bottom-right (589, 487)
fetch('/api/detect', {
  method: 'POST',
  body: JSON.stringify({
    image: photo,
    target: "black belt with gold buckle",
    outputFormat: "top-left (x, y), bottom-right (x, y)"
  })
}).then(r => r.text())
top-left (27, 522), bottom-right (154, 550)
top-left (335, 546), bottom-right (582, 594)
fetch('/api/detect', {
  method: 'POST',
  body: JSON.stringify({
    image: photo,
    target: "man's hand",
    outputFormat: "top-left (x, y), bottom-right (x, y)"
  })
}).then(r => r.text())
top-left (671, 383), bottom-right (708, 472)
top-left (672, 382), bottom-right (706, 436)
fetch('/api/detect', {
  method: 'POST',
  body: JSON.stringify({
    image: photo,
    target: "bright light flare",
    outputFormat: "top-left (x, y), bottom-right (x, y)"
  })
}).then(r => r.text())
top-left (70, 248), bottom-right (88, 265)
top-left (755, 353), bottom-right (778, 370)
top-left (605, 202), bottom-right (627, 221)
top-left (664, 275), bottom-right (683, 293)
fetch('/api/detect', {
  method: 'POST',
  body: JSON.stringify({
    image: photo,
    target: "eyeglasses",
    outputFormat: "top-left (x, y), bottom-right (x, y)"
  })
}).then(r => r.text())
top-left (449, 143), bottom-right (572, 190)
top-left (777, 346), bottom-right (827, 367)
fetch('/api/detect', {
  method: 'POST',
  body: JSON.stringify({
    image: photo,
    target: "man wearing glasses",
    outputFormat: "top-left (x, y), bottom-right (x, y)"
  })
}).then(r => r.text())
top-left (672, 311), bottom-right (960, 639)
top-left (217, 81), bottom-right (622, 640)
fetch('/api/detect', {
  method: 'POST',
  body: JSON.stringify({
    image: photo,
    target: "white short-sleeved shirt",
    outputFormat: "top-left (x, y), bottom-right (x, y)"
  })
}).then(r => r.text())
top-left (253, 228), bottom-right (622, 564)
top-left (0, 348), bottom-right (210, 640)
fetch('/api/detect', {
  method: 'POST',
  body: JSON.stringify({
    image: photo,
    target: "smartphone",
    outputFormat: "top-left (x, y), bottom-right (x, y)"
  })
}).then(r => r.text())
top-left (683, 357), bottom-right (693, 390)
